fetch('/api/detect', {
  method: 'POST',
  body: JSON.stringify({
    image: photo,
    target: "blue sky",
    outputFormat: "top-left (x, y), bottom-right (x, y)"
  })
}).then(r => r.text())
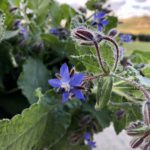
top-left (58, 0), bottom-right (150, 18)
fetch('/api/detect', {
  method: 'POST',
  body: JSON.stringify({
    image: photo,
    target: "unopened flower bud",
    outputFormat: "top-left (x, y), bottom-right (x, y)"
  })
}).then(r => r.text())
top-left (116, 109), bottom-right (125, 120)
top-left (127, 125), bottom-right (149, 136)
top-left (71, 27), bottom-right (103, 45)
top-left (79, 115), bottom-right (92, 126)
top-left (143, 101), bottom-right (150, 126)
top-left (130, 135), bottom-right (147, 148)
top-left (69, 133), bottom-right (82, 145)
top-left (108, 29), bottom-right (118, 37)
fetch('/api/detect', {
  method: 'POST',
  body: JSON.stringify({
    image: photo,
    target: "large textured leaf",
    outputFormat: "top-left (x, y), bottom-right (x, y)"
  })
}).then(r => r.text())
top-left (95, 77), bottom-right (113, 110)
top-left (3, 30), bottom-right (19, 40)
top-left (71, 45), bottom-right (100, 73)
top-left (0, 94), bottom-right (71, 150)
top-left (18, 58), bottom-right (49, 104)
top-left (100, 42), bottom-right (115, 72)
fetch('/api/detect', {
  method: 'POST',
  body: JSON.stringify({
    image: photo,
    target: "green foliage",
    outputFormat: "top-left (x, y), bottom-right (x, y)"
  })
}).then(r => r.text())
top-left (100, 42), bottom-right (115, 72)
top-left (130, 50), bottom-right (150, 64)
top-left (3, 30), bottom-right (19, 40)
top-left (105, 16), bottom-right (118, 33)
top-left (86, 0), bottom-right (106, 10)
top-left (0, 92), bottom-right (71, 150)
top-left (18, 58), bottom-right (49, 104)
top-left (0, 0), bottom-right (149, 148)
top-left (71, 45), bottom-right (100, 73)
top-left (141, 65), bottom-right (150, 78)
top-left (95, 77), bottom-right (113, 110)
top-left (83, 103), bottom-right (111, 130)
top-left (49, 1), bottom-right (76, 28)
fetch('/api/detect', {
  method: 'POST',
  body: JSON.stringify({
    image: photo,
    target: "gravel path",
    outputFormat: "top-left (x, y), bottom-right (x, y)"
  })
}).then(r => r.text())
top-left (94, 125), bottom-right (140, 150)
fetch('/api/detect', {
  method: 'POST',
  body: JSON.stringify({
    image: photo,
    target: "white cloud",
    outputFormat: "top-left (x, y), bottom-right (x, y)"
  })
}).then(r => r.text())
top-left (57, 0), bottom-right (150, 19)
top-left (105, 0), bottom-right (150, 18)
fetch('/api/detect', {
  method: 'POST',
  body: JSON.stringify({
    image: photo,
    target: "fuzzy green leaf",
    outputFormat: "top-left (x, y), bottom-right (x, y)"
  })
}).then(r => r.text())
top-left (0, 94), bottom-right (71, 150)
top-left (3, 30), bottom-right (19, 40)
top-left (95, 77), bottom-right (113, 110)
top-left (18, 58), bottom-right (49, 104)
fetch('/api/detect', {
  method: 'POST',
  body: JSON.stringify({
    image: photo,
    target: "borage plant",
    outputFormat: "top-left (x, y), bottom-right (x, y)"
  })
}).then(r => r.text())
top-left (0, 0), bottom-right (150, 150)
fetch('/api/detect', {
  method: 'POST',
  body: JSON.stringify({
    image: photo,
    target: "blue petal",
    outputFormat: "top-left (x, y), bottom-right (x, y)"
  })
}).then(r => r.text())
top-left (70, 73), bottom-right (84, 86)
top-left (62, 92), bottom-right (69, 103)
top-left (98, 24), bottom-right (103, 31)
top-left (84, 132), bottom-right (91, 140)
top-left (88, 141), bottom-right (96, 148)
top-left (73, 89), bottom-right (85, 100)
top-left (94, 11), bottom-right (105, 20)
top-left (101, 19), bottom-right (109, 26)
top-left (48, 79), bottom-right (61, 88)
top-left (60, 63), bottom-right (70, 82)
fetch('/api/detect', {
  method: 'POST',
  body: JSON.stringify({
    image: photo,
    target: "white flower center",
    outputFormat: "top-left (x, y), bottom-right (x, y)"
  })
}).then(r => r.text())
top-left (61, 82), bottom-right (70, 92)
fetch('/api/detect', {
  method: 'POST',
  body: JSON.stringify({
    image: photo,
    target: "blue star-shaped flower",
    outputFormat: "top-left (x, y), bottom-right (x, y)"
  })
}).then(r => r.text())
top-left (92, 11), bottom-right (109, 31)
top-left (48, 63), bottom-right (85, 103)
top-left (120, 34), bottom-right (132, 43)
top-left (84, 132), bottom-right (96, 149)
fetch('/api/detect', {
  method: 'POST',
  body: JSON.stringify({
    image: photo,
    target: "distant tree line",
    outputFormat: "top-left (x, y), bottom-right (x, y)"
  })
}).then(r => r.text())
top-left (131, 34), bottom-right (150, 42)
top-left (120, 34), bottom-right (150, 42)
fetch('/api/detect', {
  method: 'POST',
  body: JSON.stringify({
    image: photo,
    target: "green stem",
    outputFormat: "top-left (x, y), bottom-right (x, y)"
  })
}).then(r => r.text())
top-left (93, 41), bottom-right (107, 73)
top-left (84, 73), bottom-right (106, 81)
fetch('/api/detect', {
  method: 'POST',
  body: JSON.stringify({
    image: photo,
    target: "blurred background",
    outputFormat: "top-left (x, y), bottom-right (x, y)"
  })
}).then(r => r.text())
top-left (57, 0), bottom-right (149, 149)
top-left (58, 0), bottom-right (150, 56)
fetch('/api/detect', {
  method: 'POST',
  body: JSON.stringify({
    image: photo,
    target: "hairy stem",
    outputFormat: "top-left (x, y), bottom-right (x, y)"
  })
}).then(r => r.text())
top-left (102, 36), bottom-right (120, 72)
top-left (84, 73), bottom-right (106, 81)
top-left (111, 73), bottom-right (150, 101)
top-left (93, 41), bottom-right (107, 73)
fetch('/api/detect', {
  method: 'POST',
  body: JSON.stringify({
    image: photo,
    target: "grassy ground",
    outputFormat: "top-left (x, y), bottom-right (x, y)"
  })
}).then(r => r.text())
top-left (123, 41), bottom-right (150, 55)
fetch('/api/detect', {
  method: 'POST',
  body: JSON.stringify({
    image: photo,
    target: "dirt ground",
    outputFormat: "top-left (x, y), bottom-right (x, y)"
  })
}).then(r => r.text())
top-left (94, 125), bottom-right (140, 150)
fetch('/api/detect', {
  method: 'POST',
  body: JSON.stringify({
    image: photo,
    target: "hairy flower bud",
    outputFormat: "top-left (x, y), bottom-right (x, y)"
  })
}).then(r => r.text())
top-left (143, 101), bottom-right (150, 126)
top-left (127, 125), bottom-right (149, 136)
top-left (79, 115), bottom-right (92, 126)
top-left (108, 29), bottom-right (118, 37)
top-left (69, 133), bottom-right (82, 145)
top-left (130, 135), bottom-right (146, 149)
top-left (116, 109), bottom-right (125, 120)
top-left (71, 27), bottom-right (103, 45)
